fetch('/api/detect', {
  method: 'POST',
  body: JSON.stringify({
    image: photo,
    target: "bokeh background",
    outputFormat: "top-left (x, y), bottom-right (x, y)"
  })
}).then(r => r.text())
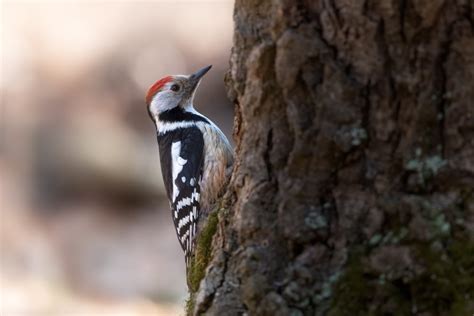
top-left (1, 1), bottom-right (234, 314)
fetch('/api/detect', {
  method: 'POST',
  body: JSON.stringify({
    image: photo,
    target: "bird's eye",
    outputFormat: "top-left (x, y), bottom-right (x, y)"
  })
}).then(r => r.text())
top-left (170, 84), bottom-right (180, 92)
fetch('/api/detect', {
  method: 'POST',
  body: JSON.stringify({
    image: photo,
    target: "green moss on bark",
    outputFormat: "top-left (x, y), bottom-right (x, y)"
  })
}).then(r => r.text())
top-left (185, 210), bottom-right (219, 315)
top-left (413, 239), bottom-right (474, 315)
top-left (328, 238), bottom-right (474, 316)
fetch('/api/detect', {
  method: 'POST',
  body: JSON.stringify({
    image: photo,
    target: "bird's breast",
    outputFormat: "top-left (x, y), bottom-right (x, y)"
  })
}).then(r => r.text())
top-left (196, 122), bottom-right (233, 212)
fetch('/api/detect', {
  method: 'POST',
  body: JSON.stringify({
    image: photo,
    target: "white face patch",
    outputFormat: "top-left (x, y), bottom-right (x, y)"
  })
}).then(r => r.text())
top-left (149, 75), bottom-right (191, 118)
top-left (149, 82), bottom-right (178, 116)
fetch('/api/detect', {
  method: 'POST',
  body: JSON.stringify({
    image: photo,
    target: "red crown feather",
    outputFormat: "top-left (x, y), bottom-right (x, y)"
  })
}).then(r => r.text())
top-left (146, 76), bottom-right (173, 104)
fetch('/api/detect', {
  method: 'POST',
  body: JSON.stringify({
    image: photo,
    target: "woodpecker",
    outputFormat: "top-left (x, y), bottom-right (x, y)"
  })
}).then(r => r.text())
top-left (145, 65), bottom-right (233, 266)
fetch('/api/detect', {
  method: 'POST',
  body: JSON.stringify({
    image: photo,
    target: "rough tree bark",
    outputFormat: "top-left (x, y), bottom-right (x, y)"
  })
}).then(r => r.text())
top-left (191, 1), bottom-right (474, 315)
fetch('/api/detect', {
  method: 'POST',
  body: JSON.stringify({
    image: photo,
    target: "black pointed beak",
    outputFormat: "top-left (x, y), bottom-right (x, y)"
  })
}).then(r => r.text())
top-left (190, 65), bottom-right (212, 82)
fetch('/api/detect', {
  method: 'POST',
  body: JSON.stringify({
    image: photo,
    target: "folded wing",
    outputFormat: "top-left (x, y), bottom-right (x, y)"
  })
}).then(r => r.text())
top-left (169, 127), bottom-right (204, 264)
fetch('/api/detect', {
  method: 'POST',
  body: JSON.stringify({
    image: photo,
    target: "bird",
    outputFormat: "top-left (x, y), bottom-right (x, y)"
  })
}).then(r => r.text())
top-left (145, 65), bottom-right (233, 267)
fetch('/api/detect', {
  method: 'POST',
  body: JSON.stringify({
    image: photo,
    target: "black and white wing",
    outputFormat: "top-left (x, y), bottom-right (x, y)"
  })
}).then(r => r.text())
top-left (162, 127), bottom-right (204, 264)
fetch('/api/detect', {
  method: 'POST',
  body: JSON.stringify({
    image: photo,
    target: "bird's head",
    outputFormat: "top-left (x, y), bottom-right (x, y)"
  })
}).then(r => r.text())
top-left (146, 65), bottom-right (212, 121)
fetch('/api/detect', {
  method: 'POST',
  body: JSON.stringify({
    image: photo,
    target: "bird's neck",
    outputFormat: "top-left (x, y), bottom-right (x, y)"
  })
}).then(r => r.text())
top-left (183, 105), bottom-right (202, 116)
top-left (155, 106), bottom-right (210, 134)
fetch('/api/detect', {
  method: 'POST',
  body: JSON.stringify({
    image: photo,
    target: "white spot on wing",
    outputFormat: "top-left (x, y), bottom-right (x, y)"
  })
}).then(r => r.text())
top-left (188, 225), bottom-right (192, 253)
top-left (191, 190), bottom-right (200, 203)
top-left (182, 176), bottom-right (186, 183)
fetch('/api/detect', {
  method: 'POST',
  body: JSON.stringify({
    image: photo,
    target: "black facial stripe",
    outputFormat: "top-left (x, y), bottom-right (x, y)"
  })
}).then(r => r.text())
top-left (158, 107), bottom-right (210, 124)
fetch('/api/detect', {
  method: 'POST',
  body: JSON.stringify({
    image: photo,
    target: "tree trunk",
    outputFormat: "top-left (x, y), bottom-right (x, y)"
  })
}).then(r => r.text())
top-left (191, 1), bottom-right (474, 315)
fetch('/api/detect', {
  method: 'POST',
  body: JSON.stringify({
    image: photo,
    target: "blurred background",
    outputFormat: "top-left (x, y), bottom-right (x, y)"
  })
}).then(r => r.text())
top-left (1, 1), bottom-right (234, 315)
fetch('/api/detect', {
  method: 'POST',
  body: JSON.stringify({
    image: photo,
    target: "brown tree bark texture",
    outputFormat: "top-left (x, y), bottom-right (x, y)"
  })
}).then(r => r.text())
top-left (194, 1), bottom-right (474, 315)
